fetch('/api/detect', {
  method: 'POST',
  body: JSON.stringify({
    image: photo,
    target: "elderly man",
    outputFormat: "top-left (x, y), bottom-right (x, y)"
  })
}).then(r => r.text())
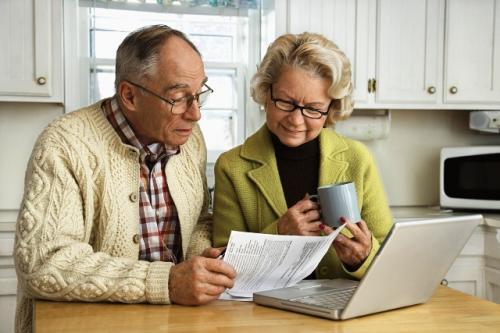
top-left (14, 25), bottom-right (236, 333)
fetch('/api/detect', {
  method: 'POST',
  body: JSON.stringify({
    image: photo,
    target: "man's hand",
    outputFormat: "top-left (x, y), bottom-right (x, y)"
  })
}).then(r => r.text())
top-left (277, 194), bottom-right (322, 236)
top-left (168, 248), bottom-right (236, 305)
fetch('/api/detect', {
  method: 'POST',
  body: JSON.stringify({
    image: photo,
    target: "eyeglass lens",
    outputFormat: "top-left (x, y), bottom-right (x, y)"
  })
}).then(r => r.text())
top-left (171, 88), bottom-right (212, 114)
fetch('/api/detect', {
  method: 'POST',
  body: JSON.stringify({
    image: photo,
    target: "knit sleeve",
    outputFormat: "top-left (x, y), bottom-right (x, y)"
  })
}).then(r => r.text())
top-left (14, 130), bottom-right (172, 308)
top-left (185, 125), bottom-right (212, 258)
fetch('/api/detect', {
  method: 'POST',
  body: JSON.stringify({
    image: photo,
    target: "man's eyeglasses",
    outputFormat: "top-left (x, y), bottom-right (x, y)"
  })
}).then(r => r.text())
top-left (126, 80), bottom-right (213, 115)
top-left (270, 84), bottom-right (330, 119)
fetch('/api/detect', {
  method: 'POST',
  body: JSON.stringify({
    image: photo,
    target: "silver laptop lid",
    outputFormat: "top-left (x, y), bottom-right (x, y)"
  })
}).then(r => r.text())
top-left (341, 214), bottom-right (481, 319)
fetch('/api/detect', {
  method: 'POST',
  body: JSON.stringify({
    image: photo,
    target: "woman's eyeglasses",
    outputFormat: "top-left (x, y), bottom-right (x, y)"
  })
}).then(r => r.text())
top-left (269, 84), bottom-right (330, 119)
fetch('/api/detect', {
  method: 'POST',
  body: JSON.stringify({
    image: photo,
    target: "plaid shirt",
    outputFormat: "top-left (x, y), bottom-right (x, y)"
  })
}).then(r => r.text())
top-left (103, 97), bottom-right (183, 263)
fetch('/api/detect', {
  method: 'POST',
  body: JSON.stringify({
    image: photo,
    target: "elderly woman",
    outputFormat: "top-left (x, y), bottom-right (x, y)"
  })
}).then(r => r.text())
top-left (212, 32), bottom-right (392, 280)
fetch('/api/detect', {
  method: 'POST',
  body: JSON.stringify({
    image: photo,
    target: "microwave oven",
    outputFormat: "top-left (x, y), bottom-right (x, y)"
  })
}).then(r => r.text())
top-left (440, 146), bottom-right (500, 211)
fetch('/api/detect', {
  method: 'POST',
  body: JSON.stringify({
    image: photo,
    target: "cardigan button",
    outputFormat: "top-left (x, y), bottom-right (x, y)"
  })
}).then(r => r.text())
top-left (129, 193), bottom-right (138, 202)
top-left (132, 234), bottom-right (140, 244)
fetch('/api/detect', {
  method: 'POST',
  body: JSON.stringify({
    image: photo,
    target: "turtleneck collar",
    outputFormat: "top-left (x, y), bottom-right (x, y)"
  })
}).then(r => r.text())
top-left (270, 132), bottom-right (320, 160)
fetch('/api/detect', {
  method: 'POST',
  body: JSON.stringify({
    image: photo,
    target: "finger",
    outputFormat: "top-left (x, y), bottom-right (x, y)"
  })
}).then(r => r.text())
top-left (322, 225), bottom-right (334, 235)
top-left (303, 230), bottom-right (322, 236)
top-left (301, 221), bottom-right (324, 235)
top-left (342, 218), bottom-right (365, 240)
top-left (332, 237), bottom-right (353, 259)
top-left (204, 258), bottom-right (237, 279)
top-left (347, 224), bottom-right (371, 246)
top-left (304, 209), bottom-right (321, 222)
top-left (303, 221), bottom-right (323, 232)
top-left (202, 247), bottom-right (226, 259)
top-left (203, 285), bottom-right (227, 297)
top-left (334, 234), bottom-right (358, 250)
top-left (334, 233), bottom-right (349, 245)
top-left (357, 220), bottom-right (371, 235)
top-left (203, 270), bottom-right (235, 289)
top-left (335, 234), bottom-right (368, 262)
top-left (194, 292), bottom-right (222, 304)
top-left (293, 197), bottom-right (319, 212)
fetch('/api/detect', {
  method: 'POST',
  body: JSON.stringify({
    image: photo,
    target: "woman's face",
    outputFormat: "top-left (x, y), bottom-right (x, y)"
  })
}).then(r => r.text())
top-left (266, 67), bottom-right (330, 147)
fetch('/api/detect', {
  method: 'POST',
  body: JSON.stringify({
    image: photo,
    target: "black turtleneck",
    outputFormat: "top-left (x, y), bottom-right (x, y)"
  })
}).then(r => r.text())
top-left (270, 132), bottom-right (320, 208)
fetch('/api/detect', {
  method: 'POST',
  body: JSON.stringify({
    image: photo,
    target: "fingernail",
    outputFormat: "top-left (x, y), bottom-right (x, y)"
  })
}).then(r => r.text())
top-left (340, 217), bottom-right (347, 224)
top-left (319, 224), bottom-right (325, 230)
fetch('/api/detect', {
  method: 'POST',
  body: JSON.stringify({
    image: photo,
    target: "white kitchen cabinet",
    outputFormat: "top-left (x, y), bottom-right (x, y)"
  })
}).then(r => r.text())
top-left (444, 0), bottom-right (500, 104)
top-left (0, 225), bottom-right (16, 333)
top-left (443, 227), bottom-right (486, 298)
top-left (0, 0), bottom-right (63, 103)
top-left (484, 226), bottom-right (500, 303)
top-left (372, 0), bottom-right (500, 108)
top-left (374, 0), bottom-right (442, 104)
top-left (445, 257), bottom-right (486, 298)
top-left (485, 267), bottom-right (500, 303)
top-left (444, 224), bottom-right (500, 303)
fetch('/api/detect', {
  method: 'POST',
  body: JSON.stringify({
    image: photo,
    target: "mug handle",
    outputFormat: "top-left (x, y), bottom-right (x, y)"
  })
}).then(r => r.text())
top-left (308, 194), bottom-right (319, 203)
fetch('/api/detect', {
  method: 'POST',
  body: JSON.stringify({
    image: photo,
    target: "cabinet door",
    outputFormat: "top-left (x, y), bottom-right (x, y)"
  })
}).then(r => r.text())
top-left (444, 0), bottom-right (500, 104)
top-left (375, 0), bottom-right (443, 104)
top-left (276, 0), bottom-right (373, 104)
top-left (0, 0), bottom-right (63, 102)
top-left (445, 258), bottom-right (485, 298)
top-left (485, 267), bottom-right (500, 303)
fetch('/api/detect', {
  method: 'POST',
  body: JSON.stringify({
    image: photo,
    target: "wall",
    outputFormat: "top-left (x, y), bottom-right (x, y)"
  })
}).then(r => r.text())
top-left (0, 102), bottom-right (64, 333)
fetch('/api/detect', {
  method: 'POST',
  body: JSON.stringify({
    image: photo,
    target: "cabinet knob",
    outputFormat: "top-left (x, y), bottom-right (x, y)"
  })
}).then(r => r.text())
top-left (449, 86), bottom-right (458, 94)
top-left (440, 278), bottom-right (449, 286)
top-left (427, 86), bottom-right (436, 94)
top-left (37, 77), bottom-right (47, 85)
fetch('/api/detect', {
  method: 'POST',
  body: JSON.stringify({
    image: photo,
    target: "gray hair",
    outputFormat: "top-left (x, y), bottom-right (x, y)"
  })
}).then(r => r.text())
top-left (114, 24), bottom-right (200, 90)
top-left (250, 32), bottom-right (354, 126)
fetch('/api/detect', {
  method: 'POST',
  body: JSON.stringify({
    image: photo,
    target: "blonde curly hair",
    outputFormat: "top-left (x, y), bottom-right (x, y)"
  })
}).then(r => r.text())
top-left (251, 32), bottom-right (354, 126)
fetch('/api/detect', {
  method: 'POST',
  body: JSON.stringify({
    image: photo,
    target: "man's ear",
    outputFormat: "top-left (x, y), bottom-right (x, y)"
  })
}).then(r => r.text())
top-left (117, 81), bottom-right (139, 112)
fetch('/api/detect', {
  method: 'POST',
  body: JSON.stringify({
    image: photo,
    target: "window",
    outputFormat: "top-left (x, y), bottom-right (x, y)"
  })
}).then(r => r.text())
top-left (78, 0), bottom-right (262, 165)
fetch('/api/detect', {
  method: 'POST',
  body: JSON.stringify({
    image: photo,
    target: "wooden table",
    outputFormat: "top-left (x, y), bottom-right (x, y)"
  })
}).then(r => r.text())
top-left (34, 286), bottom-right (500, 333)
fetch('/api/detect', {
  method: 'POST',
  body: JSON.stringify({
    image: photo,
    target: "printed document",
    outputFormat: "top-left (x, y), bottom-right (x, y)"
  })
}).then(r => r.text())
top-left (221, 224), bottom-right (346, 298)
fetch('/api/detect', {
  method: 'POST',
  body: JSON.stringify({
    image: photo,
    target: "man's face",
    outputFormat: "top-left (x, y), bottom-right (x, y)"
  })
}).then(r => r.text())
top-left (125, 36), bottom-right (206, 147)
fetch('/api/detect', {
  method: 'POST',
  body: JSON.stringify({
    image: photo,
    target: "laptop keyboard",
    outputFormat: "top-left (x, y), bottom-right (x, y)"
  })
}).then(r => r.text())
top-left (289, 286), bottom-right (357, 310)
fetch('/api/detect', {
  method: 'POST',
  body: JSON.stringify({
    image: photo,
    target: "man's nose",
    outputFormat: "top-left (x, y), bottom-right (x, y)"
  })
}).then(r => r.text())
top-left (183, 100), bottom-right (202, 121)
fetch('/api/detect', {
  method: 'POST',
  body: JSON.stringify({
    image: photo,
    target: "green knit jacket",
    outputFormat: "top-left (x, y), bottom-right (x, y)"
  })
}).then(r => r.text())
top-left (213, 125), bottom-right (393, 280)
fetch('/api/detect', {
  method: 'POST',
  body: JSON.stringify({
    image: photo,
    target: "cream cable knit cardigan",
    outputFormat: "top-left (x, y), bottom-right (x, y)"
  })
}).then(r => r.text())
top-left (14, 100), bottom-right (212, 333)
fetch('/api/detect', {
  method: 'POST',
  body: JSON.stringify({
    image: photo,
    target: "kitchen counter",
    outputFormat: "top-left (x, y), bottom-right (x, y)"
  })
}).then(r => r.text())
top-left (391, 206), bottom-right (500, 228)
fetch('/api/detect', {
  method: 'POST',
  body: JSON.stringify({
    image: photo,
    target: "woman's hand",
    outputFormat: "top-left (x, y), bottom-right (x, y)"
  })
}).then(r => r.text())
top-left (277, 195), bottom-right (322, 236)
top-left (324, 217), bottom-right (372, 270)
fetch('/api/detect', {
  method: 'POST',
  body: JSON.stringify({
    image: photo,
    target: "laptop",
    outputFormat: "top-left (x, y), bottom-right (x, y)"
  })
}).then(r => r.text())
top-left (253, 214), bottom-right (482, 320)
